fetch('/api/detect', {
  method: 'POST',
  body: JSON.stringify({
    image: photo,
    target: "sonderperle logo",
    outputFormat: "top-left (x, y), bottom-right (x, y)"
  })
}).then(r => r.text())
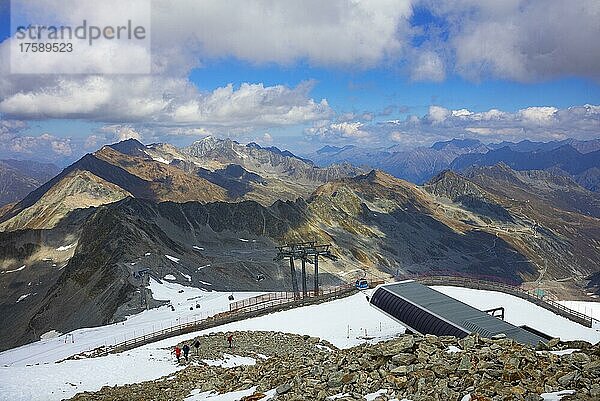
top-left (9, 0), bottom-right (151, 74)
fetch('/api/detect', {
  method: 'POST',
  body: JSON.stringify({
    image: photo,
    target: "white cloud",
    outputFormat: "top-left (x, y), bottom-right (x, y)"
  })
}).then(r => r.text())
top-left (50, 140), bottom-right (73, 156)
top-left (307, 104), bottom-right (600, 146)
top-left (168, 81), bottom-right (332, 127)
top-left (410, 51), bottom-right (446, 82)
top-left (306, 121), bottom-right (372, 143)
top-left (518, 107), bottom-right (558, 126)
top-left (427, 0), bottom-right (600, 81)
top-left (0, 131), bottom-right (73, 159)
top-left (328, 122), bottom-right (370, 138)
top-left (7, 0), bottom-right (151, 74)
top-left (152, 0), bottom-right (413, 67)
top-left (262, 133), bottom-right (273, 144)
top-left (1, 0), bottom-right (414, 78)
top-left (427, 105), bottom-right (451, 124)
top-left (102, 125), bottom-right (142, 141)
top-left (451, 109), bottom-right (472, 118)
top-left (0, 77), bottom-right (332, 128)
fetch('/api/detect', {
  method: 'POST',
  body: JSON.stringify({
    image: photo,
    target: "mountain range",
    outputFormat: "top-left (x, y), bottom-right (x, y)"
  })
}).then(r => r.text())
top-left (0, 137), bottom-right (362, 231)
top-left (0, 136), bottom-right (599, 351)
top-left (0, 159), bottom-right (60, 208)
top-left (306, 138), bottom-right (600, 190)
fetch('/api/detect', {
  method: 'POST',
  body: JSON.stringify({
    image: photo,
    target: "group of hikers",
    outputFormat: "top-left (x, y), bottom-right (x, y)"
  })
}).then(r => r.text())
top-left (174, 334), bottom-right (234, 363)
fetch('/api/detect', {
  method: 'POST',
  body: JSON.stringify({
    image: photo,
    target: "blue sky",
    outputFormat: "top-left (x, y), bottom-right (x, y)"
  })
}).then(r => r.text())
top-left (0, 0), bottom-right (599, 164)
top-left (190, 60), bottom-right (600, 115)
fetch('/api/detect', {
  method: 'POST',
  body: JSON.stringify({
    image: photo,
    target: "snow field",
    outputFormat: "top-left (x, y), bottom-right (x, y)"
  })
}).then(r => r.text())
top-left (0, 279), bottom-right (263, 367)
top-left (433, 286), bottom-right (600, 343)
top-left (0, 284), bottom-right (597, 401)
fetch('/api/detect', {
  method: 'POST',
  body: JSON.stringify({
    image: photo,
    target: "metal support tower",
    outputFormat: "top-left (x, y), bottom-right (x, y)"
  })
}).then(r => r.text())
top-left (275, 241), bottom-right (337, 298)
top-left (313, 254), bottom-right (319, 295)
top-left (301, 257), bottom-right (307, 297)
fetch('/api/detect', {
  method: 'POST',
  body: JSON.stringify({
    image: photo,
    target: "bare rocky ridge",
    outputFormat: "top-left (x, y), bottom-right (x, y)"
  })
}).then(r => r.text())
top-left (463, 164), bottom-right (600, 218)
top-left (451, 145), bottom-right (600, 192)
top-left (0, 138), bottom-right (362, 231)
top-left (69, 331), bottom-right (600, 401)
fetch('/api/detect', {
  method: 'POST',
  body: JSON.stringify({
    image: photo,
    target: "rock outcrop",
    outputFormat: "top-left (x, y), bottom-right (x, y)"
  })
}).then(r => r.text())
top-left (70, 331), bottom-right (600, 401)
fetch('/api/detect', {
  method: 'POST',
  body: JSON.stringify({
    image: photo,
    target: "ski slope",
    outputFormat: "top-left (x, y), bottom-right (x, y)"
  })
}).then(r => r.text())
top-left (0, 284), bottom-right (598, 401)
top-left (0, 279), bottom-right (263, 367)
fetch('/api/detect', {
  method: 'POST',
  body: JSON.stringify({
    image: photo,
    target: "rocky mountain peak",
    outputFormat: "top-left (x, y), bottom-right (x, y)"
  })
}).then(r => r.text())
top-left (362, 169), bottom-right (397, 184)
top-left (106, 138), bottom-right (147, 157)
top-left (424, 169), bottom-right (488, 201)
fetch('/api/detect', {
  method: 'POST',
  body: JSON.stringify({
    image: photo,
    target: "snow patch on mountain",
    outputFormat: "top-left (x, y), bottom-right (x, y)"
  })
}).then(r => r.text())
top-left (1, 265), bottom-right (25, 274)
top-left (165, 255), bottom-right (180, 263)
top-left (56, 243), bottom-right (76, 251)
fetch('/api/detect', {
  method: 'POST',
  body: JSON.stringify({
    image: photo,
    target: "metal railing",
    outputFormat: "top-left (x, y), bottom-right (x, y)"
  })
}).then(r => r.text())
top-left (405, 275), bottom-right (595, 328)
top-left (81, 285), bottom-right (357, 359)
top-left (229, 285), bottom-right (354, 313)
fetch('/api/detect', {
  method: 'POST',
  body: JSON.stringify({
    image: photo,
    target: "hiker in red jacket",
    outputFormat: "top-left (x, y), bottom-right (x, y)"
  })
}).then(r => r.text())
top-left (174, 346), bottom-right (181, 362)
top-left (227, 334), bottom-right (233, 349)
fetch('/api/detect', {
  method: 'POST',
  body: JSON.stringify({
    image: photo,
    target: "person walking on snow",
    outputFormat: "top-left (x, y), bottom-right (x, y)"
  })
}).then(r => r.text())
top-left (227, 334), bottom-right (233, 349)
top-left (174, 346), bottom-right (181, 363)
top-left (194, 340), bottom-right (200, 355)
top-left (183, 344), bottom-right (190, 361)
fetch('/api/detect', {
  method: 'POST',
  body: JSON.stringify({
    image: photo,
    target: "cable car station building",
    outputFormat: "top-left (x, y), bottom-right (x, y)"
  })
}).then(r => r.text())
top-left (369, 280), bottom-right (548, 346)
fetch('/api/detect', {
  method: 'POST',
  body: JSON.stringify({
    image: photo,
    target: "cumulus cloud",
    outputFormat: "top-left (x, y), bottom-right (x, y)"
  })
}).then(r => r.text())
top-left (410, 51), bottom-right (446, 82)
top-left (168, 81), bottom-right (332, 127)
top-left (261, 133), bottom-right (273, 144)
top-left (101, 125), bottom-right (143, 141)
top-left (0, 119), bottom-right (28, 136)
top-left (305, 121), bottom-right (372, 143)
top-left (306, 104), bottom-right (600, 147)
top-left (0, 130), bottom-right (73, 160)
top-left (424, 0), bottom-right (600, 81)
top-left (427, 105), bottom-right (451, 124)
top-left (0, 77), bottom-right (332, 129)
top-left (518, 107), bottom-right (558, 126)
top-left (151, 0), bottom-right (413, 67)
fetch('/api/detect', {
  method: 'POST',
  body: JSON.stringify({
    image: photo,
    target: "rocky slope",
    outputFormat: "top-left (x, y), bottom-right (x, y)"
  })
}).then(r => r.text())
top-left (463, 164), bottom-right (600, 218)
top-left (2, 166), bottom-right (599, 351)
top-left (182, 136), bottom-right (363, 185)
top-left (423, 168), bottom-right (600, 289)
top-left (0, 138), bottom-right (362, 231)
top-left (69, 331), bottom-right (600, 401)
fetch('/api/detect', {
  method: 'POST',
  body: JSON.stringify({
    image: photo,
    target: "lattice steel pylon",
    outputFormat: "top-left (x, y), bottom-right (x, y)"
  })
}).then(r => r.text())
top-left (274, 241), bottom-right (338, 299)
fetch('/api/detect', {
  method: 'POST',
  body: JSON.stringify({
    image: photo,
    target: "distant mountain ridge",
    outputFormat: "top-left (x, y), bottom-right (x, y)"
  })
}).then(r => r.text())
top-left (488, 138), bottom-right (600, 154)
top-left (306, 137), bottom-right (600, 188)
top-left (182, 136), bottom-right (360, 183)
top-left (451, 145), bottom-right (600, 191)
top-left (306, 138), bottom-right (489, 183)
top-left (0, 159), bottom-right (60, 208)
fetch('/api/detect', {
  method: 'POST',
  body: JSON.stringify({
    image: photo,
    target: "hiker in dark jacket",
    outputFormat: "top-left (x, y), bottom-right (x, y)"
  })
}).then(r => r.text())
top-left (194, 340), bottom-right (200, 355)
top-left (227, 334), bottom-right (233, 349)
top-left (182, 344), bottom-right (190, 361)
